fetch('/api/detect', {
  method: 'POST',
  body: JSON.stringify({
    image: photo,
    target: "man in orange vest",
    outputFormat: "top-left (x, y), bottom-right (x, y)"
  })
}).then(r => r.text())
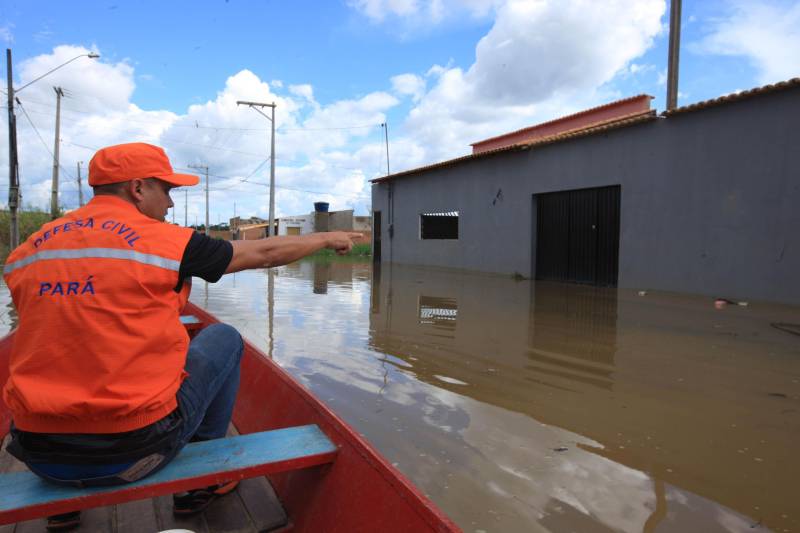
top-left (3, 143), bottom-right (361, 529)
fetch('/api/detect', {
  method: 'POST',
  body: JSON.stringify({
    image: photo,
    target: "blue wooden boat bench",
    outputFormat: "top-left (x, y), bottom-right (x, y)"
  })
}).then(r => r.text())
top-left (0, 424), bottom-right (337, 526)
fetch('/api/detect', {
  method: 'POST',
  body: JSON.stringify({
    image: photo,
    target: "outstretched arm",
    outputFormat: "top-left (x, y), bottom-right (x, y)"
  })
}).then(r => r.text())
top-left (225, 231), bottom-right (362, 273)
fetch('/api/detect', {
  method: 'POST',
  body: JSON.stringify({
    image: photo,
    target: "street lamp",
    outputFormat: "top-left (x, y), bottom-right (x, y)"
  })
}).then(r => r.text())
top-left (6, 49), bottom-right (100, 248)
top-left (15, 52), bottom-right (100, 94)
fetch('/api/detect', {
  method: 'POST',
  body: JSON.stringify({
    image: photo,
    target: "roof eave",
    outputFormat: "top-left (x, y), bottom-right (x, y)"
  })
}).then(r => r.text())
top-left (371, 110), bottom-right (657, 185)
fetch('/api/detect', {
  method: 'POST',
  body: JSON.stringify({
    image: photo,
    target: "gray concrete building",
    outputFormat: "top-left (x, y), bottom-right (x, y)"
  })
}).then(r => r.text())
top-left (371, 78), bottom-right (800, 305)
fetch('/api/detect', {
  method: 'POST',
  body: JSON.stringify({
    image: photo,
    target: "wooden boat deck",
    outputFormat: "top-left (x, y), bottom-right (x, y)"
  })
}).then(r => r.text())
top-left (0, 426), bottom-right (289, 533)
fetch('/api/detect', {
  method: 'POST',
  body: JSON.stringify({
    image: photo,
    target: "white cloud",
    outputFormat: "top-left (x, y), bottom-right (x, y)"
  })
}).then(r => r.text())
top-left (390, 0), bottom-right (665, 167)
top-left (348, 0), bottom-right (503, 26)
top-left (697, 0), bottom-right (800, 84)
top-left (4, 1), bottom-right (667, 222)
top-left (289, 84), bottom-right (315, 102)
top-left (17, 44), bottom-right (134, 113)
top-left (0, 24), bottom-right (13, 43)
top-left (629, 63), bottom-right (655, 75)
top-left (349, 0), bottom-right (420, 22)
top-left (2, 48), bottom-right (386, 221)
top-left (657, 67), bottom-right (668, 86)
top-left (468, 1), bottom-right (664, 104)
top-left (391, 73), bottom-right (426, 101)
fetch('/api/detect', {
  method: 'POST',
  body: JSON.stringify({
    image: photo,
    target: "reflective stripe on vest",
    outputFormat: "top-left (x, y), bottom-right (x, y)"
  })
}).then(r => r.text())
top-left (3, 248), bottom-right (180, 275)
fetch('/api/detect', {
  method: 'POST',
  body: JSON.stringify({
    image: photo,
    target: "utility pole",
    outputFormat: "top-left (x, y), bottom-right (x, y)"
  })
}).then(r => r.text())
top-left (50, 87), bottom-right (65, 219)
top-left (6, 49), bottom-right (20, 248)
top-left (6, 50), bottom-right (98, 247)
top-left (189, 164), bottom-right (209, 234)
top-left (76, 161), bottom-right (84, 206)
top-left (236, 100), bottom-right (276, 237)
top-left (666, 0), bottom-right (682, 111)
top-left (381, 122), bottom-right (390, 175)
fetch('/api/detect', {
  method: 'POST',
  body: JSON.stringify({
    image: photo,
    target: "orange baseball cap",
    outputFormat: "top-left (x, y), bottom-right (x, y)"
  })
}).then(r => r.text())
top-left (89, 143), bottom-right (200, 187)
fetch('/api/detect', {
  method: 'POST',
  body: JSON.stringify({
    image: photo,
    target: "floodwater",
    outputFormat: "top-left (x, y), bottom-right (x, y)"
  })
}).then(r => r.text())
top-left (1, 259), bottom-right (799, 532)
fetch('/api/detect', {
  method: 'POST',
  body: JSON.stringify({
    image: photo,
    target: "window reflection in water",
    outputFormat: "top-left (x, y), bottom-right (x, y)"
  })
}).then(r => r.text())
top-left (418, 295), bottom-right (457, 331)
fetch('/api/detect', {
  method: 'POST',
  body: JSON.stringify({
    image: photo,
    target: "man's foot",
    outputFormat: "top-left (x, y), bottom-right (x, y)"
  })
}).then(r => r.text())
top-left (173, 480), bottom-right (240, 515)
top-left (46, 511), bottom-right (81, 531)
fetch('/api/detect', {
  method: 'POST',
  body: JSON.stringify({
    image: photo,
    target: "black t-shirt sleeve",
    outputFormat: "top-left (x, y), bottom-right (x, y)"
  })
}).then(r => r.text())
top-left (175, 232), bottom-right (234, 291)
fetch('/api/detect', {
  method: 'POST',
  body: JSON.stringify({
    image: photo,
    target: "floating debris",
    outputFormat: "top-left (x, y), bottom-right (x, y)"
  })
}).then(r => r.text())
top-left (434, 375), bottom-right (468, 385)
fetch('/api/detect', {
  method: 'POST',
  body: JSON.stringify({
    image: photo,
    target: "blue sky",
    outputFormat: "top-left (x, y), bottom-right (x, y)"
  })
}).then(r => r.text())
top-left (2, 0), bottom-right (799, 224)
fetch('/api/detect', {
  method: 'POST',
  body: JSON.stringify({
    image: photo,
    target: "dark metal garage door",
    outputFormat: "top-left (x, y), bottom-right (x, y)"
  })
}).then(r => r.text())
top-left (534, 185), bottom-right (620, 286)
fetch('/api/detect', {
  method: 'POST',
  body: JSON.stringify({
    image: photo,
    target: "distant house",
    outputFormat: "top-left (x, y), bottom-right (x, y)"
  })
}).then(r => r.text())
top-left (279, 207), bottom-right (372, 245)
top-left (371, 78), bottom-right (800, 305)
top-left (227, 207), bottom-right (372, 243)
top-left (277, 215), bottom-right (314, 236)
top-left (230, 216), bottom-right (266, 231)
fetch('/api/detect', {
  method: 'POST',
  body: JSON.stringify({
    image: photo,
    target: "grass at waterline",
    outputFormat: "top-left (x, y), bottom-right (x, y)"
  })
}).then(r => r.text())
top-left (312, 243), bottom-right (371, 257)
top-left (0, 209), bottom-right (54, 262)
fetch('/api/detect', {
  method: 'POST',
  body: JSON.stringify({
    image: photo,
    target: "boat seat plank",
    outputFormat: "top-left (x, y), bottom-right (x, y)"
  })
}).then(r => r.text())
top-left (0, 424), bottom-right (337, 525)
top-left (180, 314), bottom-right (203, 333)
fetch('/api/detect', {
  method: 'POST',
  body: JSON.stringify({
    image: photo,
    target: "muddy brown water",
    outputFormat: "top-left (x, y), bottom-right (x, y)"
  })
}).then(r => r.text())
top-left (1, 259), bottom-right (798, 532)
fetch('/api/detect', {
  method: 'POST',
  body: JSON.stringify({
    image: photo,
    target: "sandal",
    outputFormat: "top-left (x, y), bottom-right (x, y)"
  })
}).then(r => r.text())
top-left (46, 511), bottom-right (81, 531)
top-left (173, 480), bottom-right (239, 515)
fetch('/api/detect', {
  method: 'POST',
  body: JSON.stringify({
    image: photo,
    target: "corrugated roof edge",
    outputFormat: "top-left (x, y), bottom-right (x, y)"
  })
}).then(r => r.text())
top-left (371, 110), bottom-right (658, 184)
top-left (662, 77), bottom-right (800, 116)
top-left (469, 94), bottom-right (653, 147)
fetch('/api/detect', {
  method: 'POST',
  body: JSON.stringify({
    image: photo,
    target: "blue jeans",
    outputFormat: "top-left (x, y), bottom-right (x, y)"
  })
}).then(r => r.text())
top-left (26, 323), bottom-right (244, 487)
top-left (177, 323), bottom-right (244, 444)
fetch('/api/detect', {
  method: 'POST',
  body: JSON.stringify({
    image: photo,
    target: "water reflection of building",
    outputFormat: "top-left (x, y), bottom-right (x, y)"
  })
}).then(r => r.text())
top-left (370, 264), bottom-right (533, 371)
top-left (369, 264), bottom-right (618, 406)
top-left (528, 281), bottom-right (618, 390)
top-left (417, 296), bottom-right (457, 330)
top-left (313, 261), bottom-right (330, 294)
top-left (368, 263), bottom-right (798, 531)
top-left (281, 259), bottom-right (371, 293)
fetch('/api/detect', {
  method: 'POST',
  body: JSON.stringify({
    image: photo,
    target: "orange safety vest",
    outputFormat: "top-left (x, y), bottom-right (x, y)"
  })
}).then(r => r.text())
top-left (3, 195), bottom-right (194, 434)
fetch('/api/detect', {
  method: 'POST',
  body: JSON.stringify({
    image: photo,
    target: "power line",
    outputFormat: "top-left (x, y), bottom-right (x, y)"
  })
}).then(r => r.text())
top-left (16, 97), bottom-right (383, 132)
top-left (282, 124), bottom-right (377, 132)
top-left (192, 158), bottom-right (270, 191)
top-left (159, 136), bottom-right (266, 158)
top-left (16, 100), bottom-right (76, 183)
top-left (21, 104), bottom-right (385, 171)
top-left (63, 137), bottom-right (265, 159)
top-left (175, 176), bottom-right (370, 200)
top-left (60, 141), bottom-right (372, 200)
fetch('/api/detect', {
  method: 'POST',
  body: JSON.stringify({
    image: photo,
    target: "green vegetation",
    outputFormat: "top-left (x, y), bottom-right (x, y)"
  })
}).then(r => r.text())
top-left (0, 208), bottom-right (55, 262)
top-left (312, 242), bottom-right (371, 257)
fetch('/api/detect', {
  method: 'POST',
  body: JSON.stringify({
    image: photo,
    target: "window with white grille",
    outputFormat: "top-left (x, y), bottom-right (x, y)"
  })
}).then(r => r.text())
top-left (420, 211), bottom-right (458, 240)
